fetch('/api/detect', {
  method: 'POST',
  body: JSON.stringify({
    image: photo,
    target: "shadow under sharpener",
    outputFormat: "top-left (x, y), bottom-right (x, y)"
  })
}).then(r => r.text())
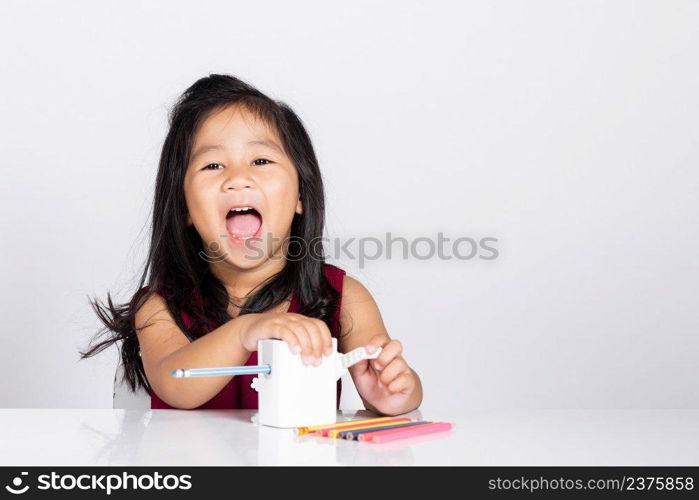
top-left (254, 338), bottom-right (343, 428)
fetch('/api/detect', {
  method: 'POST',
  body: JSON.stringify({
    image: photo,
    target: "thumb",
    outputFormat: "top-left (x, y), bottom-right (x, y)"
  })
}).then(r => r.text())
top-left (348, 336), bottom-right (384, 375)
top-left (364, 335), bottom-right (385, 354)
top-left (365, 336), bottom-right (385, 370)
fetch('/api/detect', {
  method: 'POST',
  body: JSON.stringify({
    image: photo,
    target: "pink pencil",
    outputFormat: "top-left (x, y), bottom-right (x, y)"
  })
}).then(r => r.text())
top-left (358, 422), bottom-right (453, 443)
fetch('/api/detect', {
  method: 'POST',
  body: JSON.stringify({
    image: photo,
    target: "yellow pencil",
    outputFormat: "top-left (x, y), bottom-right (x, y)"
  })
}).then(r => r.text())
top-left (327, 418), bottom-right (413, 438)
top-left (295, 416), bottom-right (395, 435)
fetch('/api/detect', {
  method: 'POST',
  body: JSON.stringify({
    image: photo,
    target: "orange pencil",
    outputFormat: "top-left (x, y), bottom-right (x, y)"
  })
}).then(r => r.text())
top-left (324, 418), bottom-right (413, 438)
top-left (294, 416), bottom-right (395, 436)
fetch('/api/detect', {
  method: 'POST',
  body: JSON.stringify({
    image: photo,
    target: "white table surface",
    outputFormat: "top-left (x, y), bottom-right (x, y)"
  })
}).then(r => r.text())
top-left (1, 408), bottom-right (697, 466)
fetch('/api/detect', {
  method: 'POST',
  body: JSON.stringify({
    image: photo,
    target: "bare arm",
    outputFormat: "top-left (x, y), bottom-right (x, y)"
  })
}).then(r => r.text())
top-left (135, 292), bottom-right (253, 409)
top-left (338, 276), bottom-right (423, 415)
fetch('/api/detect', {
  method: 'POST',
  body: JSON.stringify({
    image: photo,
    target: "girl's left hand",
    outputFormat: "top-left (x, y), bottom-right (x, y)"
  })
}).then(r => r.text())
top-left (349, 335), bottom-right (417, 415)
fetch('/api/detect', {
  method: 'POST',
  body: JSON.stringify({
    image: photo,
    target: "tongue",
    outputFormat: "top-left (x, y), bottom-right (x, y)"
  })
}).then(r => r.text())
top-left (226, 213), bottom-right (262, 238)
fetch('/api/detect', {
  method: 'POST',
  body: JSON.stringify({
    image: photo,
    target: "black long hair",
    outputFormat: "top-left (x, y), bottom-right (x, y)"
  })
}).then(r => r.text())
top-left (79, 74), bottom-right (340, 394)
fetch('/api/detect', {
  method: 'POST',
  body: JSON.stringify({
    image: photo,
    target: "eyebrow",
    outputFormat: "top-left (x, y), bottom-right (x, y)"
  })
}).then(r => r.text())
top-left (189, 140), bottom-right (284, 163)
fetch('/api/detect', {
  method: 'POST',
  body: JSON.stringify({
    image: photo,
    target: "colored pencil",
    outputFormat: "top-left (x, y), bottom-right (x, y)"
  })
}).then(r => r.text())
top-left (294, 416), bottom-right (396, 436)
top-left (321, 417), bottom-right (412, 438)
top-left (171, 365), bottom-right (271, 378)
top-left (316, 418), bottom-right (410, 437)
top-left (325, 418), bottom-right (413, 438)
top-left (342, 421), bottom-right (431, 440)
top-left (358, 422), bottom-right (454, 443)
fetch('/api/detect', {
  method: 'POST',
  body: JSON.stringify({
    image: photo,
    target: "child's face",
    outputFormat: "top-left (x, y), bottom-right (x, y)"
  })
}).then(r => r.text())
top-left (183, 104), bottom-right (302, 270)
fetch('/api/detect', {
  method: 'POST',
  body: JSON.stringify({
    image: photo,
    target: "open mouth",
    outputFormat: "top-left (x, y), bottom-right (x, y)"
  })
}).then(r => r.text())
top-left (225, 207), bottom-right (263, 240)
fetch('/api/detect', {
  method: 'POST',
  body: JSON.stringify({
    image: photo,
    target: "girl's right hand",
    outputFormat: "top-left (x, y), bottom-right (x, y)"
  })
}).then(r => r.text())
top-left (236, 312), bottom-right (334, 366)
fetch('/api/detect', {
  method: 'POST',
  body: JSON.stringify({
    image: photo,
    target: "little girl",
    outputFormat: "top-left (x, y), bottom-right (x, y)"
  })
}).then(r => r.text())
top-left (80, 74), bottom-right (422, 415)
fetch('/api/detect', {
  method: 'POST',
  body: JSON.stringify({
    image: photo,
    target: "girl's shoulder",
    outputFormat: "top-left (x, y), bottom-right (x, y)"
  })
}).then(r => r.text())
top-left (130, 284), bottom-right (202, 333)
top-left (322, 265), bottom-right (370, 303)
top-left (130, 283), bottom-right (158, 309)
top-left (322, 262), bottom-right (346, 294)
top-left (130, 283), bottom-right (170, 305)
top-left (131, 283), bottom-right (203, 306)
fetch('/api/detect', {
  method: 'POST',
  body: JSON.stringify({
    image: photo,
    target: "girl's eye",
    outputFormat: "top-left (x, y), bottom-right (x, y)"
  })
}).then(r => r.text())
top-left (202, 159), bottom-right (271, 170)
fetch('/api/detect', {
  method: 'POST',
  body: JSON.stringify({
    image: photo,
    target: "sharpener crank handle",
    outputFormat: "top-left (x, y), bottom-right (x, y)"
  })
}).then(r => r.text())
top-left (336, 345), bottom-right (383, 378)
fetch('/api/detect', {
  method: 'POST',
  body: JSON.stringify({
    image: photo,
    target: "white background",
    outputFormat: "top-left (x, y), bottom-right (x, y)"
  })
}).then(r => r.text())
top-left (0, 1), bottom-right (697, 411)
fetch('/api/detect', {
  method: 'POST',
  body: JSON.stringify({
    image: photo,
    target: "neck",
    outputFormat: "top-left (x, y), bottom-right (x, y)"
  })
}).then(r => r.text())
top-left (209, 255), bottom-right (288, 301)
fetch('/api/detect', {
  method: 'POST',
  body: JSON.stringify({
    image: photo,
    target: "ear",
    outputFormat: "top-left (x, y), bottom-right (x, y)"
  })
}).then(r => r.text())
top-left (295, 198), bottom-right (303, 215)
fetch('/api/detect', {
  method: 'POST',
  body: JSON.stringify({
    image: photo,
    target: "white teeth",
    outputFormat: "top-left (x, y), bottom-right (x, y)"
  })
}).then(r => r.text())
top-left (230, 206), bottom-right (253, 212)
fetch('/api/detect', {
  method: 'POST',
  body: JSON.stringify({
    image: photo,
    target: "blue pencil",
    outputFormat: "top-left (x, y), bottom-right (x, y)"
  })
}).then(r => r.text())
top-left (171, 365), bottom-right (271, 378)
top-left (342, 420), bottom-right (432, 440)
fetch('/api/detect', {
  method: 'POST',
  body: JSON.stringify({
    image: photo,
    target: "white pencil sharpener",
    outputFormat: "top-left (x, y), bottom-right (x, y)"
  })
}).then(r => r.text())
top-left (251, 338), bottom-right (381, 428)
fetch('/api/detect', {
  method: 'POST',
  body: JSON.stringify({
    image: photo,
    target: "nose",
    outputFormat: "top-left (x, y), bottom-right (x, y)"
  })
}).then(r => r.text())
top-left (222, 163), bottom-right (255, 192)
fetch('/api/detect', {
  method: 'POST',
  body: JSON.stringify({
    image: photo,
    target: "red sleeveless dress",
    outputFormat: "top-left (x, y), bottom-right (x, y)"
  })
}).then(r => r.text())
top-left (147, 263), bottom-right (346, 410)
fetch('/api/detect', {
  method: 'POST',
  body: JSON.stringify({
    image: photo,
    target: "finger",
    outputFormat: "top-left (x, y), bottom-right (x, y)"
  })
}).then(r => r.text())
top-left (313, 318), bottom-right (334, 357)
top-left (305, 319), bottom-right (327, 361)
top-left (375, 339), bottom-right (403, 370)
top-left (387, 373), bottom-right (413, 394)
top-left (268, 323), bottom-right (301, 354)
top-left (365, 334), bottom-right (388, 355)
top-left (379, 357), bottom-right (408, 385)
top-left (287, 320), bottom-right (313, 364)
top-left (314, 320), bottom-right (333, 360)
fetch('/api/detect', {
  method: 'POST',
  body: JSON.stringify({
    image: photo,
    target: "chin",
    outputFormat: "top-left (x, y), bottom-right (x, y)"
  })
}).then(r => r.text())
top-left (221, 233), bottom-right (270, 268)
top-left (221, 255), bottom-right (266, 270)
top-left (221, 252), bottom-right (273, 271)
